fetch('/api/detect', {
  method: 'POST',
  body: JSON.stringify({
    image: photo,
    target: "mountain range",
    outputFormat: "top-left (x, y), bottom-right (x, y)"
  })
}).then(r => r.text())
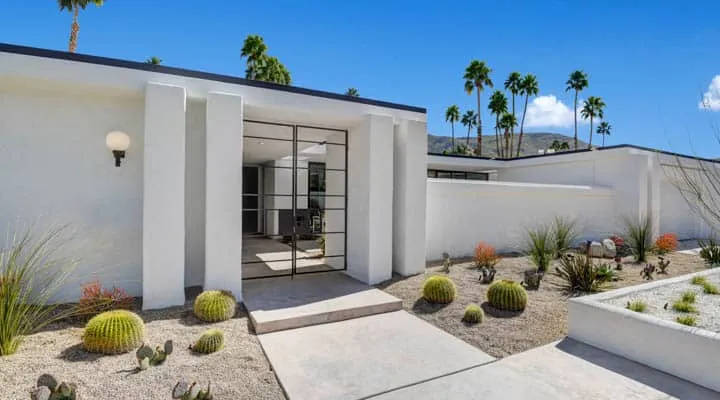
top-left (427, 132), bottom-right (589, 157)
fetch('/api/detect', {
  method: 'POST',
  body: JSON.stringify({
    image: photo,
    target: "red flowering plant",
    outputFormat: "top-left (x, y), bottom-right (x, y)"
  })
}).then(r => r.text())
top-left (78, 280), bottom-right (134, 315)
top-left (654, 233), bottom-right (678, 255)
top-left (474, 242), bottom-right (500, 268)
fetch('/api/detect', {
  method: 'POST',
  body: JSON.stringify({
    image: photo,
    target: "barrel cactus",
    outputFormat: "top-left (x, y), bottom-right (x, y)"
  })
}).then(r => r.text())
top-left (461, 304), bottom-right (484, 324)
top-left (83, 310), bottom-right (145, 354)
top-left (422, 275), bottom-right (456, 304)
top-left (487, 280), bottom-right (527, 311)
top-left (191, 329), bottom-right (224, 354)
top-left (193, 290), bottom-right (237, 322)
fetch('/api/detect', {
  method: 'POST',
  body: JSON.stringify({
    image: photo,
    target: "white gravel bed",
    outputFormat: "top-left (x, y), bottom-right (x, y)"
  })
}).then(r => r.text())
top-left (0, 305), bottom-right (286, 400)
top-left (603, 274), bottom-right (720, 333)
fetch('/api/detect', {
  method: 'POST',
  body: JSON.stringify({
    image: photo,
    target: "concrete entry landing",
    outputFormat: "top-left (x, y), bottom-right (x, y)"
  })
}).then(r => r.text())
top-left (243, 272), bottom-right (402, 334)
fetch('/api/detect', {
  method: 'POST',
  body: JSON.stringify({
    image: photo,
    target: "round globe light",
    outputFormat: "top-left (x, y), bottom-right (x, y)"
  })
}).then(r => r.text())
top-left (106, 131), bottom-right (130, 151)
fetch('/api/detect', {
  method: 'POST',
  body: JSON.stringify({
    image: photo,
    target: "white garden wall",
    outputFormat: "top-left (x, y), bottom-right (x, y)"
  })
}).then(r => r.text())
top-left (425, 179), bottom-right (616, 260)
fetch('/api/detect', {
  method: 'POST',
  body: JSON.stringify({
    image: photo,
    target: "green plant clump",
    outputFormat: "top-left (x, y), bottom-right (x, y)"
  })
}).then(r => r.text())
top-left (83, 310), bottom-right (145, 354)
top-left (698, 237), bottom-right (720, 266)
top-left (551, 216), bottom-right (579, 257)
top-left (31, 374), bottom-right (78, 400)
top-left (681, 291), bottom-right (697, 303)
top-left (487, 280), bottom-right (527, 311)
top-left (691, 276), bottom-right (708, 286)
top-left (191, 329), bottom-right (224, 354)
top-left (626, 300), bottom-right (647, 313)
top-left (525, 224), bottom-right (554, 272)
top-left (703, 282), bottom-right (720, 295)
top-left (461, 304), bottom-right (484, 324)
top-left (554, 253), bottom-right (608, 293)
top-left (422, 275), bottom-right (457, 304)
top-left (193, 290), bottom-right (237, 322)
top-left (624, 214), bottom-right (653, 263)
top-left (676, 315), bottom-right (696, 326)
top-left (672, 301), bottom-right (697, 313)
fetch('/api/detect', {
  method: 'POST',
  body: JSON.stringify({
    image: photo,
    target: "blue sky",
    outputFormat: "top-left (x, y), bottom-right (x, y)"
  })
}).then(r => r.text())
top-left (2, 1), bottom-right (720, 156)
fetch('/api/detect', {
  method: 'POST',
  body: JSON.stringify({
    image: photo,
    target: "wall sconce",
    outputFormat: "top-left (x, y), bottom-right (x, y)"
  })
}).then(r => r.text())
top-left (105, 131), bottom-right (130, 167)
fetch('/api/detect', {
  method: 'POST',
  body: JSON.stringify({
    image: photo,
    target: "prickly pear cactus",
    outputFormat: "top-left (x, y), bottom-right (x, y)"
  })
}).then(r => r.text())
top-left (172, 380), bottom-right (213, 400)
top-left (83, 310), bottom-right (145, 354)
top-left (422, 275), bottom-right (456, 304)
top-left (30, 374), bottom-right (78, 400)
top-left (487, 280), bottom-right (527, 311)
top-left (190, 329), bottom-right (224, 354)
top-left (193, 290), bottom-right (237, 322)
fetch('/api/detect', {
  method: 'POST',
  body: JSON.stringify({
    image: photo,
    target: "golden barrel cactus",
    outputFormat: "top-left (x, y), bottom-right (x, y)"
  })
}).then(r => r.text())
top-left (422, 275), bottom-right (456, 304)
top-left (193, 290), bottom-right (237, 322)
top-left (487, 280), bottom-right (527, 311)
top-left (191, 329), bottom-right (224, 354)
top-left (461, 304), bottom-right (484, 324)
top-left (83, 310), bottom-right (145, 354)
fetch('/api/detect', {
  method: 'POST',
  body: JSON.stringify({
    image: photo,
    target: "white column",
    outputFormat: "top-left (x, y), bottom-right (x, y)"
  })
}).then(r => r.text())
top-left (142, 83), bottom-right (187, 310)
top-left (346, 114), bottom-right (394, 284)
top-left (393, 119), bottom-right (427, 276)
top-left (205, 92), bottom-right (244, 299)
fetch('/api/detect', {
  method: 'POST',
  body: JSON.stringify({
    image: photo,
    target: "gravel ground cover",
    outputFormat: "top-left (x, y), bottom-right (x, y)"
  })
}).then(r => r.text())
top-left (604, 272), bottom-right (720, 332)
top-left (377, 252), bottom-right (709, 358)
top-left (1, 303), bottom-right (286, 400)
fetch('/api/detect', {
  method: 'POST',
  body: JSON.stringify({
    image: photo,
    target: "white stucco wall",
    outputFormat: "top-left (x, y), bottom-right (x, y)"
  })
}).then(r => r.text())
top-left (426, 179), bottom-right (617, 260)
top-left (185, 99), bottom-right (207, 287)
top-left (0, 79), bottom-right (144, 300)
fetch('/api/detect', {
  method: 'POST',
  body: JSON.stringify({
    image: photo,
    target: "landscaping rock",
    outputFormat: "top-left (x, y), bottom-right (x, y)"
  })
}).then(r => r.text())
top-left (602, 239), bottom-right (617, 258)
top-left (588, 241), bottom-right (604, 258)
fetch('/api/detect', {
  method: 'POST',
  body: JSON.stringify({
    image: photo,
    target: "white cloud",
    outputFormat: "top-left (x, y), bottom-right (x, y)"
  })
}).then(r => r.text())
top-left (700, 75), bottom-right (720, 111)
top-left (524, 95), bottom-right (588, 128)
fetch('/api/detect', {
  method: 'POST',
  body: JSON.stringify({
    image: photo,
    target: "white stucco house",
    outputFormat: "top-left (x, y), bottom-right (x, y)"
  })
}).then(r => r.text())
top-left (1, 43), bottom-right (714, 310)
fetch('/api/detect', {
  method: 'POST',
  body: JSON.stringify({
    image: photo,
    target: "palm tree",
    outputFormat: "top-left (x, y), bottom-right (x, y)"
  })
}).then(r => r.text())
top-left (488, 90), bottom-right (508, 157)
top-left (580, 96), bottom-right (606, 148)
top-left (241, 35), bottom-right (268, 80)
top-left (460, 110), bottom-right (477, 148)
top-left (550, 140), bottom-right (570, 151)
top-left (596, 121), bottom-right (612, 147)
top-left (516, 74), bottom-right (539, 157)
top-left (259, 56), bottom-right (291, 85)
top-left (145, 56), bottom-right (162, 65)
top-left (499, 113), bottom-right (518, 156)
top-left (345, 88), bottom-right (359, 97)
top-left (565, 70), bottom-right (589, 150)
top-left (504, 72), bottom-right (522, 151)
top-left (463, 60), bottom-right (493, 156)
top-left (58, 0), bottom-right (104, 53)
top-left (445, 105), bottom-right (461, 150)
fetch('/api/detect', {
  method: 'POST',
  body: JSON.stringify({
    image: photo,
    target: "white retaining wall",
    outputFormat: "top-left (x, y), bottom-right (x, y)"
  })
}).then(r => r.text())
top-left (425, 179), bottom-right (617, 260)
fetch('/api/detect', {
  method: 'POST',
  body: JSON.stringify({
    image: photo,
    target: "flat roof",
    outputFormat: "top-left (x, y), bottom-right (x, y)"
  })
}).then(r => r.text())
top-left (0, 42), bottom-right (426, 114)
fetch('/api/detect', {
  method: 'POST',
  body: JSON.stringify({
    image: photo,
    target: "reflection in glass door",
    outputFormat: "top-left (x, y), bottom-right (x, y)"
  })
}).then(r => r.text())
top-left (241, 120), bottom-right (347, 279)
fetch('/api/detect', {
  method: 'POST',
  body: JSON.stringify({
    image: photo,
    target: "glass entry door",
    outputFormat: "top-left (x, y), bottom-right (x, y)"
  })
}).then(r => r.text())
top-left (241, 120), bottom-right (347, 279)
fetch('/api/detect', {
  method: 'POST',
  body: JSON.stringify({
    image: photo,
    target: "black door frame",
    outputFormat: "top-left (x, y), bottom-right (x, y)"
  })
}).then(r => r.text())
top-left (241, 119), bottom-right (348, 280)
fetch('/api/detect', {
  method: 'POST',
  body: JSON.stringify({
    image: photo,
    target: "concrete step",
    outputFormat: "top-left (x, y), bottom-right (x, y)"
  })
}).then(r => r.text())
top-left (243, 272), bottom-right (403, 334)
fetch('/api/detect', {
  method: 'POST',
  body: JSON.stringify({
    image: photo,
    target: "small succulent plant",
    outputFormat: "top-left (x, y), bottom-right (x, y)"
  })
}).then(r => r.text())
top-left (30, 374), bottom-right (78, 400)
top-left (193, 290), bottom-right (237, 322)
top-left (135, 340), bottom-right (173, 370)
top-left (422, 275), bottom-right (456, 304)
top-left (676, 315), bottom-right (696, 326)
top-left (478, 266), bottom-right (497, 284)
top-left (672, 300), bottom-right (697, 313)
top-left (172, 380), bottom-right (213, 400)
top-left (440, 252), bottom-right (452, 273)
top-left (625, 300), bottom-right (647, 313)
top-left (190, 329), bottom-right (224, 354)
top-left (657, 257), bottom-right (670, 274)
top-left (691, 276), bottom-right (708, 286)
top-left (703, 282), bottom-right (719, 295)
top-left (461, 304), bottom-right (484, 324)
top-left (640, 264), bottom-right (655, 280)
top-left (522, 268), bottom-right (543, 290)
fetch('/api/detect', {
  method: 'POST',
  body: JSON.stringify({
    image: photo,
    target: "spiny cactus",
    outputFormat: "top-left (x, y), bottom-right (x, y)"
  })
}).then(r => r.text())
top-left (83, 310), bottom-right (144, 354)
top-left (30, 374), bottom-right (78, 400)
top-left (461, 304), bottom-right (484, 324)
top-left (422, 275), bottom-right (456, 304)
top-left (135, 340), bottom-right (173, 370)
top-left (190, 329), bottom-right (224, 354)
top-left (487, 280), bottom-right (527, 312)
top-left (172, 380), bottom-right (213, 400)
top-left (193, 290), bottom-right (237, 322)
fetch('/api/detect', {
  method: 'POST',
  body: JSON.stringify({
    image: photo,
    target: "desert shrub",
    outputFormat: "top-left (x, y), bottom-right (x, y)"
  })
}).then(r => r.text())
top-left (474, 242), bottom-right (499, 268)
top-left (193, 290), bottom-right (237, 322)
top-left (703, 282), bottom-right (720, 295)
top-left (680, 291), bottom-right (697, 303)
top-left (83, 310), bottom-right (145, 354)
top-left (554, 253), bottom-right (608, 293)
top-left (691, 276), bottom-right (708, 285)
top-left (624, 214), bottom-right (653, 263)
top-left (596, 265), bottom-right (618, 282)
top-left (191, 328), bottom-right (224, 354)
top-left (672, 300), bottom-right (697, 313)
top-left (698, 237), bottom-right (720, 266)
top-left (461, 304), bottom-right (484, 324)
top-left (78, 280), bottom-right (133, 315)
top-left (422, 275), bottom-right (456, 304)
top-left (654, 232), bottom-right (678, 255)
top-left (676, 315), bottom-right (696, 326)
top-left (487, 280), bottom-right (527, 311)
top-left (626, 300), bottom-right (647, 313)
top-left (0, 226), bottom-right (79, 356)
top-left (551, 216), bottom-right (579, 257)
top-left (524, 224), bottom-right (554, 273)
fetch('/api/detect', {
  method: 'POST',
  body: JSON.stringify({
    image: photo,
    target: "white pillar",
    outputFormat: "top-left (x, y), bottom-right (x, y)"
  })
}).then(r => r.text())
top-left (393, 119), bottom-right (427, 276)
top-left (142, 83), bottom-right (187, 310)
top-left (205, 92), bottom-right (244, 299)
top-left (346, 114), bottom-right (394, 284)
